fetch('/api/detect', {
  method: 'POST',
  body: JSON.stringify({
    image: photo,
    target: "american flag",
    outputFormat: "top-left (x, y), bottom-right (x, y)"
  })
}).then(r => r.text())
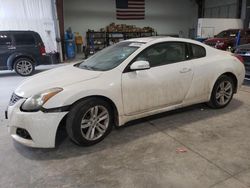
top-left (116, 0), bottom-right (145, 20)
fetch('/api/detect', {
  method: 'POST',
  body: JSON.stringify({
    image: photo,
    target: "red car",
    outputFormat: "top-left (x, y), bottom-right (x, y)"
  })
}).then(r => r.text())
top-left (204, 29), bottom-right (250, 51)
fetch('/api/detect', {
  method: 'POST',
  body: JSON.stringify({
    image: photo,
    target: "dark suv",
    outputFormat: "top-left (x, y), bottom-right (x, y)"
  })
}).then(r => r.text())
top-left (235, 43), bottom-right (250, 78)
top-left (0, 30), bottom-right (46, 76)
top-left (204, 29), bottom-right (250, 51)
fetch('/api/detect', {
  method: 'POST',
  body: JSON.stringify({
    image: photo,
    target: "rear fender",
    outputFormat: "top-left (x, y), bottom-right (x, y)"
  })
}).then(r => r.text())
top-left (7, 53), bottom-right (37, 70)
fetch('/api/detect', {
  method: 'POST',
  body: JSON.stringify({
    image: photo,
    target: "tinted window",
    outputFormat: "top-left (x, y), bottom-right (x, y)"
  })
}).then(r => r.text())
top-left (191, 44), bottom-right (206, 58)
top-left (135, 42), bottom-right (187, 67)
top-left (0, 34), bottom-right (12, 45)
top-left (216, 31), bottom-right (228, 38)
top-left (34, 33), bottom-right (43, 44)
top-left (216, 30), bottom-right (238, 38)
top-left (14, 33), bottom-right (35, 45)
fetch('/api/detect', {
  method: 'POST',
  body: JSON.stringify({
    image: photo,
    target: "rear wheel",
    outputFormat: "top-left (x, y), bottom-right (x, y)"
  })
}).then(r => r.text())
top-left (207, 75), bottom-right (234, 109)
top-left (66, 98), bottom-right (113, 146)
top-left (14, 58), bottom-right (35, 76)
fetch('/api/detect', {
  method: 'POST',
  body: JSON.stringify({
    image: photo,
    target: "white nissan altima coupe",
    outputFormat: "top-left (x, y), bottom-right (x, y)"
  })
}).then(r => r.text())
top-left (6, 37), bottom-right (245, 148)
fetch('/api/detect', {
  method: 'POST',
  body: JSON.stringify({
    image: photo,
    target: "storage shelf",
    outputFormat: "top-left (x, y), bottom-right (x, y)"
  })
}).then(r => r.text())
top-left (85, 31), bottom-right (155, 56)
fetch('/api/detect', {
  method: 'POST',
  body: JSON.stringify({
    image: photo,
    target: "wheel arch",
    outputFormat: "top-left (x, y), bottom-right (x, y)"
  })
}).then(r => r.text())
top-left (73, 95), bottom-right (119, 124)
top-left (7, 54), bottom-right (36, 70)
top-left (220, 72), bottom-right (238, 93)
top-left (57, 95), bottom-right (119, 127)
top-left (208, 71), bottom-right (238, 101)
top-left (54, 95), bottom-right (120, 146)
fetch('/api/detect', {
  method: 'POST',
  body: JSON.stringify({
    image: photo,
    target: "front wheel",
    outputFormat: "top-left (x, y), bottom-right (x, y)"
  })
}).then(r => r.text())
top-left (14, 58), bottom-right (35, 76)
top-left (207, 75), bottom-right (234, 109)
top-left (66, 98), bottom-right (114, 146)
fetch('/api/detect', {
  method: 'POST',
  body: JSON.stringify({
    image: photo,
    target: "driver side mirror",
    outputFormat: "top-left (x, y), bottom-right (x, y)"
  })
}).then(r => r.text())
top-left (130, 60), bottom-right (150, 71)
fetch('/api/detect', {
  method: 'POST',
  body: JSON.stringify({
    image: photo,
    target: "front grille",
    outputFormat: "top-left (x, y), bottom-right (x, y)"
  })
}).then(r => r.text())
top-left (9, 93), bottom-right (23, 106)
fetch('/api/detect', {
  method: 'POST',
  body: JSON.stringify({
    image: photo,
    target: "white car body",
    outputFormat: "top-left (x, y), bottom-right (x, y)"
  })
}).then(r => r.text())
top-left (6, 37), bottom-right (245, 148)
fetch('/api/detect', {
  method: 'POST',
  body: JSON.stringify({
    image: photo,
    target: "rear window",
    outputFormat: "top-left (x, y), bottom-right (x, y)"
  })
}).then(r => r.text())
top-left (0, 34), bottom-right (12, 45)
top-left (191, 44), bottom-right (206, 59)
top-left (14, 33), bottom-right (35, 45)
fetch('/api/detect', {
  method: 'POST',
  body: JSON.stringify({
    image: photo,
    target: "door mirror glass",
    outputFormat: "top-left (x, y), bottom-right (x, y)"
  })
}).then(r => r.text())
top-left (130, 60), bottom-right (150, 71)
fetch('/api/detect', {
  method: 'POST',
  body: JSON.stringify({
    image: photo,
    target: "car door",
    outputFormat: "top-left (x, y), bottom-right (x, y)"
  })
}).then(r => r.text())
top-left (0, 33), bottom-right (14, 69)
top-left (121, 42), bottom-right (194, 115)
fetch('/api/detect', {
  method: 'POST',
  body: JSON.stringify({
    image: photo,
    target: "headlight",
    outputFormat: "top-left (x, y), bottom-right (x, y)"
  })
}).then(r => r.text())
top-left (21, 87), bottom-right (63, 112)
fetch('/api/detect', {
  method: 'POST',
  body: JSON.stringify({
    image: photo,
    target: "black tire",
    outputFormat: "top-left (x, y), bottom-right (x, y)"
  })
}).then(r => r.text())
top-left (207, 75), bottom-right (235, 109)
top-left (14, 58), bottom-right (35, 76)
top-left (66, 98), bottom-right (114, 146)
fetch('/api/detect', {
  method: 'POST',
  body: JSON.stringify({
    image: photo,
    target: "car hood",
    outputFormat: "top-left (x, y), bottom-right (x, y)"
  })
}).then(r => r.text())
top-left (15, 63), bottom-right (102, 98)
top-left (205, 38), bottom-right (231, 43)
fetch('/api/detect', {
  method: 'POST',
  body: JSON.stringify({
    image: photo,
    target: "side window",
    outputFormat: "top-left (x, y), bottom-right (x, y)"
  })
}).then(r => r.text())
top-left (14, 34), bottom-right (35, 45)
top-left (0, 34), bottom-right (12, 45)
top-left (135, 42), bottom-right (187, 67)
top-left (191, 44), bottom-right (206, 59)
top-left (217, 31), bottom-right (228, 38)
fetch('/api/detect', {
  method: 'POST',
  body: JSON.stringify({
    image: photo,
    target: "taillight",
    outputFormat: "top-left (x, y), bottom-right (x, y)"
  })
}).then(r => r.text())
top-left (233, 54), bottom-right (244, 64)
top-left (39, 45), bottom-right (46, 56)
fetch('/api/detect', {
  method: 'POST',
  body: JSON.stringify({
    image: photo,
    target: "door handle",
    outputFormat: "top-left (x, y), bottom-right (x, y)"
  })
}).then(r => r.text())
top-left (8, 46), bottom-right (16, 50)
top-left (180, 68), bottom-right (191, 73)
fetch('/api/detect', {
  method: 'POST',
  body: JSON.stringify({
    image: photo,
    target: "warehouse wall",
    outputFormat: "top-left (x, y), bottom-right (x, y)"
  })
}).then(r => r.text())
top-left (204, 0), bottom-right (238, 18)
top-left (63, 0), bottom-right (198, 40)
top-left (242, 0), bottom-right (250, 28)
top-left (0, 0), bottom-right (58, 52)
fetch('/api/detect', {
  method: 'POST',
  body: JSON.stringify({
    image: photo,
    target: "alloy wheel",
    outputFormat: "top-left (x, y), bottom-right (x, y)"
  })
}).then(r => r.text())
top-left (16, 60), bottom-right (33, 75)
top-left (80, 105), bottom-right (109, 141)
top-left (215, 81), bottom-right (233, 105)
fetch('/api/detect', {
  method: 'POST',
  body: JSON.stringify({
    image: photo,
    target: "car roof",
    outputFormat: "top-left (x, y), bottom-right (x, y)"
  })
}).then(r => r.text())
top-left (126, 36), bottom-right (204, 46)
top-left (0, 30), bottom-right (37, 34)
top-left (222, 29), bottom-right (250, 32)
top-left (125, 37), bottom-right (163, 43)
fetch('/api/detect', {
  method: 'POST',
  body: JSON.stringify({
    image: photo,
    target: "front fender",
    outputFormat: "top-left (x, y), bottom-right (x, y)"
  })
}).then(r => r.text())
top-left (42, 75), bottom-right (124, 118)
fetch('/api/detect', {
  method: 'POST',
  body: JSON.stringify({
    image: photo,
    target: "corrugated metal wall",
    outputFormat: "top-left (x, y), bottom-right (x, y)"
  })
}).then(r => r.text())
top-left (204, 0), bottom-right (238, 18)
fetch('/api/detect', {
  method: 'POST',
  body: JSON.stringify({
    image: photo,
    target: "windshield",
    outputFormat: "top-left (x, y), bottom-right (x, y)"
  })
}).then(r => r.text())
top-left (216, 30), bottom-right (239, 38)
top-left (77, 42), bottom-right (143, 71)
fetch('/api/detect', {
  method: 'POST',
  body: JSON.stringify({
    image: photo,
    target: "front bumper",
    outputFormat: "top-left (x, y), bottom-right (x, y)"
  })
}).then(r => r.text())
top-left (6, 99), bottom-right (67, 148)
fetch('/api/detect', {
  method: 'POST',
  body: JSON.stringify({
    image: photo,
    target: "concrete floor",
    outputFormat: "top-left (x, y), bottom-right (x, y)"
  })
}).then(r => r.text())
top-left (0, 65), bottom-right (250, 188)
